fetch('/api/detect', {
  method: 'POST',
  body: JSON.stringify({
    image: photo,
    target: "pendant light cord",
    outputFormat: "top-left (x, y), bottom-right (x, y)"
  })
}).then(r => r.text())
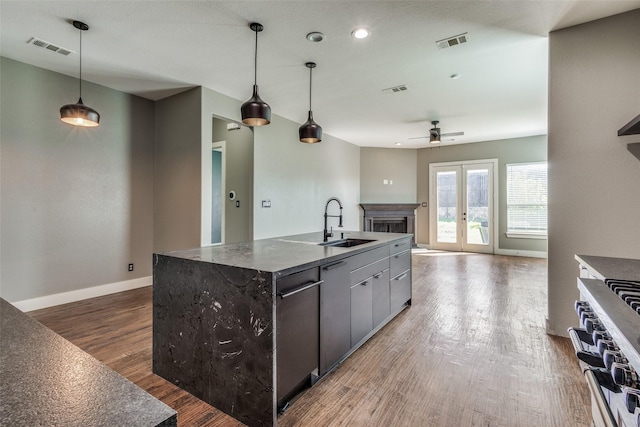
top-left (309, 66), bottom-right (312, 111)
top-left (253, 28), bottom-right (258, 85)
top-left (79, 26), bottom-right (83, 99)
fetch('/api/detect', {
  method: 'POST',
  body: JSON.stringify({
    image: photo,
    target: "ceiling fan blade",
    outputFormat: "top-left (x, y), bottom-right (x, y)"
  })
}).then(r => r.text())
top-left (441, 131), bottom-right (464, 137)
top-left (408, 136), bottom-right (428, 140)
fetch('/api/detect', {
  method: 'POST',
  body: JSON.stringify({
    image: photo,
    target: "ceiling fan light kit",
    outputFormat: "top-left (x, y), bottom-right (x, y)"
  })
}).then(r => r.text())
top-left (60, 20), bottom-right (100, 127)
top-left (299, 62), bottom-right (322, 143)
top-left (241, 22), bottom-right (271, 127)
top-left (429, 120), bottom-right (441, 144)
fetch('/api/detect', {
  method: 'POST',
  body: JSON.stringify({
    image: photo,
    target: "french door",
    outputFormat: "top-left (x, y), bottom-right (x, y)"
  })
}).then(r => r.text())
top-left (429, 160), bottom-right (496, 253)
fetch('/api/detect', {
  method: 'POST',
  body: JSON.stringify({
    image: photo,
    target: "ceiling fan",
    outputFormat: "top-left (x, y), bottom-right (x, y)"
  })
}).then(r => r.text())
top-left (410, 120), bottom-right (464, 144)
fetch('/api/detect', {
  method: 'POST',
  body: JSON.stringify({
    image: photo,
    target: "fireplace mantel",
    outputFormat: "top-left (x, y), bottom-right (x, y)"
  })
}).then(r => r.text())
top-left (360, 203), bottom-right (420, 246)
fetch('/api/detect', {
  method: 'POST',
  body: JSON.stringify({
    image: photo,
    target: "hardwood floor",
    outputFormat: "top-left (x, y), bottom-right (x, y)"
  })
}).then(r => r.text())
top-left (28, 251), bottom-right (591, 426)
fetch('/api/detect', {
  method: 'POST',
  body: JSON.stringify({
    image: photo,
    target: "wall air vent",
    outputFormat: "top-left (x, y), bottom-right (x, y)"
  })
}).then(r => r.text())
top-left (27, 37), bottom-right (74, 56)
top-left (382, 84), bottom-right (408, 94)
top-left (436, 33), bottom-right (468, 50)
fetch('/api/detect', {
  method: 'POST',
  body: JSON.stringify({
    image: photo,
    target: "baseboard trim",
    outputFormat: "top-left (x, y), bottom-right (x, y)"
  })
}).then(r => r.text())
top-left (494, 248), bottom-right (547, 259)
top-left (11, 276), bottom-right (152, 312)
top-left (414, 244), bottom-right (547, 259)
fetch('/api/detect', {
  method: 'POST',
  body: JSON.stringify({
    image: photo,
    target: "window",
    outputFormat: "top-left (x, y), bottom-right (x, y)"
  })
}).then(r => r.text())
top-left (506, 162), bottom-right (547, 237)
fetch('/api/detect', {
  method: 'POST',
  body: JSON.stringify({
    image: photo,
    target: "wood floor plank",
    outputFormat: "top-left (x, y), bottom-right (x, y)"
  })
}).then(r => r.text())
top-left (27, 252), bottom-right (591, 426)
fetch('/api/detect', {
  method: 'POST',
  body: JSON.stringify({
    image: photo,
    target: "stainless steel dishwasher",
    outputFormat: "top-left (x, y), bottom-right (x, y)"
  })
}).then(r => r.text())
top-left (276, 267), bottom-right (321, 410)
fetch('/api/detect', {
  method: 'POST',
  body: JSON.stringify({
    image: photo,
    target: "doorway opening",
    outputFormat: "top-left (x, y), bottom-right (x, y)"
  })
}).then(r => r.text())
top-left (428, 159), bottom-right (497, 253)
top-left (211, 142), bottom-right (225, 245)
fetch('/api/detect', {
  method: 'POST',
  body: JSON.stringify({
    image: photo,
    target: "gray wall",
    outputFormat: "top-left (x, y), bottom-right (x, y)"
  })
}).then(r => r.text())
top-left (360, 148), bottom-right (417, 203)
top-left (0, 57), bottom-right (155, 302)
top-left (416, 135), bottom-right (548, 252)
top-left (212, 117), bottom-right (253, 243)
top-left (153, 87), bottom-right (203, 253)
top-left (547, 10), bottom-right (640, 336)
top-left (253, 115), bottom-right (361, 239)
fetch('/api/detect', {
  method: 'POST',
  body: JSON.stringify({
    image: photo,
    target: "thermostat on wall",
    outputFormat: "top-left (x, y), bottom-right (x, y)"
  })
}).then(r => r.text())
top-left (228, 191), bottom-right (236, 200)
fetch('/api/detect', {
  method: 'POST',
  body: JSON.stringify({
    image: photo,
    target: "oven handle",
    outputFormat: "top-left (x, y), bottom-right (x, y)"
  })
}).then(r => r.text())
top-left (568, 328), bottom-right (607, 369)
top-left (584, 369), bottom-right (619, 427)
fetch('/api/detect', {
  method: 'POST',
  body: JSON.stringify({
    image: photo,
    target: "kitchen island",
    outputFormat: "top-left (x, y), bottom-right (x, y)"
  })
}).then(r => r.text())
top-left (152, 231), bottom-right (412, 427)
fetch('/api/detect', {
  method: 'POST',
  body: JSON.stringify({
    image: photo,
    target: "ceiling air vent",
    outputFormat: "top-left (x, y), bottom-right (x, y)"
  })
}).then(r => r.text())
top-left (382, 84), bottom-right (408, 94)
top-left (436, 33), bottom-right (468, 50)
top-left (27, 37), bottom-right (74, 56)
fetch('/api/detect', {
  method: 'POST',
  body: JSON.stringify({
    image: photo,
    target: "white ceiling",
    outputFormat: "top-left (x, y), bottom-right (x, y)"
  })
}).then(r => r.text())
top-left (2, 1), bottom-right (639, 148)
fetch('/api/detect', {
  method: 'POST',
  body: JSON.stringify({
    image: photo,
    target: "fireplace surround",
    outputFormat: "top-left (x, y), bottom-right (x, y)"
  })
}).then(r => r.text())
top-left (360, 203), bottom-right (419, 246)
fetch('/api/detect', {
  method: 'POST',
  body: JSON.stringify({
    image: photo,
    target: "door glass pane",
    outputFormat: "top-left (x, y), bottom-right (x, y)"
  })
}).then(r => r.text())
top-left (466, 168), bottom-right (489, 245)
top-left (436, 170), bottom-right (457, 243)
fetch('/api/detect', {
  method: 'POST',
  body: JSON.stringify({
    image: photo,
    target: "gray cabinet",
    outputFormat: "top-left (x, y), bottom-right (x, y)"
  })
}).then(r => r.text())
top-left (350, 278), bottom-right (373, 346)
top-left (276, 267), bottom-right (321, 406)
top-left (319, 259), bottom-right (350, 375)
top-left (372, 268), bottom-right (391, 327)
top-left (389, 238), bottom-right (412, 313)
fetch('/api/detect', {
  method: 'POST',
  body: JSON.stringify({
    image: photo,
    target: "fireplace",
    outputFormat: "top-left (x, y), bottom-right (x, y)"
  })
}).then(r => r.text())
top-left (360, 203), bottom-right (420, 246)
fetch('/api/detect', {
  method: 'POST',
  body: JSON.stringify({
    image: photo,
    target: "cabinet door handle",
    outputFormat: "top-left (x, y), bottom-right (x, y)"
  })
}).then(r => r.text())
top-left (322, 260), bottom-right (346, 271)
top-left (278, 280), bottom-right (324, 299)
top-left (372, 269), bottom-right (389, 279)
top-left (360, 280), bottom-right (368, 286)
top-left (394, 273), bottom-right (408, 281)
top-left (394, 241), bottom-right (407, 248)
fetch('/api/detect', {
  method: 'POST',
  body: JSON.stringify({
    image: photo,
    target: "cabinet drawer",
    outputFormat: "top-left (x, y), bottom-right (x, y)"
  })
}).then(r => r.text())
top-left (348, 246), bottom-right (389, 272)
top-left (390, 270), bottom-right (411, 312)
top-left (390, 249), bottom-right (411, 278)
top-left (390, 238), bottom-right (411, 255)
top-left (350, 257), bottom-right (389, 286)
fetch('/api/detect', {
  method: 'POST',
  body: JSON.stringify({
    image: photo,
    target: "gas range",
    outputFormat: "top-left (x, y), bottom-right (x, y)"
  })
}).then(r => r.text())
top-left (571, 255), bottom-right (640, 427)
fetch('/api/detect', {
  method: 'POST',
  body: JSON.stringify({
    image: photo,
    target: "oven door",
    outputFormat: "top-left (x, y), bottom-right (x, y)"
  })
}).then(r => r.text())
top-left (585, 368), bottom-right (619, 427)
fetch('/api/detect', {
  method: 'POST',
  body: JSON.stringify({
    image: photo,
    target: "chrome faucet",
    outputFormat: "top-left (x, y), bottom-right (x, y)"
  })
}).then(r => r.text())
top-left (323, 197), bottom-right (343, 242)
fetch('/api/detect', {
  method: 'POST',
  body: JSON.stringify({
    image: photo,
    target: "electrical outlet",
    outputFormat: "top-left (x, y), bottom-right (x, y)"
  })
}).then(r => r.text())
top-left (236, 200), bottom-right (240, 208)
top-left (262, 200), bottom-right (271, 208)
top-left (128, 263), bottom-right (134, 272)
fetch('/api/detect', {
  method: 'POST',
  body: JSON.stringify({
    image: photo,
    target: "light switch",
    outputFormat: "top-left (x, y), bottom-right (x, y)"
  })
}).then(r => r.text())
top-left (383, 179), bottom-right (388, 185)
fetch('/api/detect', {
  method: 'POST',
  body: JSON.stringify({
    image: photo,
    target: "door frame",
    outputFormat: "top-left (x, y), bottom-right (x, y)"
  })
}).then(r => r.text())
top-left (428, 159), bottom-right (498, 253)
top-left (211, 141), bottom-right (226, 245)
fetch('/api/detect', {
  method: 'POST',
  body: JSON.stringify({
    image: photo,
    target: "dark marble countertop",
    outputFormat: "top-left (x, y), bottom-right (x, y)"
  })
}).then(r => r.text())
top-left (158, 231), bottom-right (411, 277)
top-left (0, 298), bottom-right (177, 426)
top-left (575, 254), bottom-right (640, 281)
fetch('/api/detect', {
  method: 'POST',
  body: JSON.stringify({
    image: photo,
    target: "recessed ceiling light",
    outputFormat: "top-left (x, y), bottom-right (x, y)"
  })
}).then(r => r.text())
top-left (351, 28), bottom-right (370, 39)
top-left (306, 32), bottom-right (324, 42)
top-left (395, 142), bottom-right (402, 146)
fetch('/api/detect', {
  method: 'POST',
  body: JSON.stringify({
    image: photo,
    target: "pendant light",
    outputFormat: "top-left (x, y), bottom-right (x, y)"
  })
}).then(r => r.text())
top-left (299, 62), bottom-right (322, 143)
top-left (60, 20), bottom-right (100, 127)
top-left (241, 23), bottom-right (271, 127)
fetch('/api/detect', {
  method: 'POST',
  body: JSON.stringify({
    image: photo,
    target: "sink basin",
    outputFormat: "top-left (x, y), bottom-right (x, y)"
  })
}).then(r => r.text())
top-left (319, 238), bottom-right (376, 248)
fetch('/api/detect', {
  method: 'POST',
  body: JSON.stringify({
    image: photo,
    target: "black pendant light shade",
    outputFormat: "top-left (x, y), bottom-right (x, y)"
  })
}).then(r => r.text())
top-left (299, 62), bottom-right (322, 143)
top-left (60, 20), bottom-right (100, 127)
top-left (60, 97), bottom-right (100, 127)
top-left (241, 23), bottom-right (271, 126)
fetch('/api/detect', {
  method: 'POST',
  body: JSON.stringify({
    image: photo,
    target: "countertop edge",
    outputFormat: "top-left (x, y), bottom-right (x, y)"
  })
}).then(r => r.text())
top-left (155, 232), bottom-right (412, 275)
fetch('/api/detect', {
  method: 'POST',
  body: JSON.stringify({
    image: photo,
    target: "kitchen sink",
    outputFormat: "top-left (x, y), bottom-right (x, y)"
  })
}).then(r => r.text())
top-left (319, 238), bottom-right (376, 248)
